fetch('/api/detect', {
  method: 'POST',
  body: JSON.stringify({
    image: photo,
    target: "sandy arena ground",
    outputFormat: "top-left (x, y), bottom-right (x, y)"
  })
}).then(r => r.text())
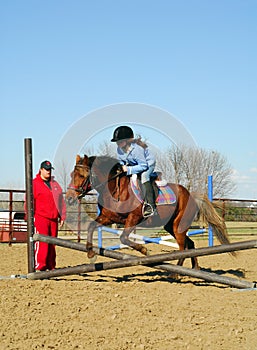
top-left (0, 237), bottom-right (257, 350)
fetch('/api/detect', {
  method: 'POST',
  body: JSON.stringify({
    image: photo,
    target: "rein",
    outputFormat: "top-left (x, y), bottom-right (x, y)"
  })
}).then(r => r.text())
top-left (68, 177), bottom-right (90, 199)
top-left (69, 164), bottom-right (123, 199)
top-left (93, 170), bottom-right (122, 191)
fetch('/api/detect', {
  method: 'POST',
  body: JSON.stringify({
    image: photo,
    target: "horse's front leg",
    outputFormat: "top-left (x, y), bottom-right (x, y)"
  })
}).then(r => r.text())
top-left (87, 215), bottom-right (114, 259)
top-left (120, 222), bottom-right (148, 256)
top-left (86, 220), bottom-right (98, 259)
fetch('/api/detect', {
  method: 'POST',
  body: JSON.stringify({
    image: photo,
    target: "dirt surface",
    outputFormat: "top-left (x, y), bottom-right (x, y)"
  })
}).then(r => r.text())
top-left (0, 237), bottom-right (257, 350)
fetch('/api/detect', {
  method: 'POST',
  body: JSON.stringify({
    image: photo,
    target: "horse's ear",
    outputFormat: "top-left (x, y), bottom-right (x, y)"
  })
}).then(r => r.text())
top-left (83, 154), bottom-right (89, 164)
top-left (76, 155), bottom-right (81, 164)
top-left (88, 156), bottom-right (96, 168)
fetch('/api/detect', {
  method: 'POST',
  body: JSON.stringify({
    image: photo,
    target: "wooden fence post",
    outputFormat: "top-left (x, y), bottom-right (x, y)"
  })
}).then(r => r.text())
top-left (24, 138), bottom-right (35, 273)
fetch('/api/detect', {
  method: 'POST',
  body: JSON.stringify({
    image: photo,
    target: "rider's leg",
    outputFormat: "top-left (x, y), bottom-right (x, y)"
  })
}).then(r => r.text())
top-left (142, 181), bottom-right (156, 216)
top-left (142, 166), bottom-right (156, 217)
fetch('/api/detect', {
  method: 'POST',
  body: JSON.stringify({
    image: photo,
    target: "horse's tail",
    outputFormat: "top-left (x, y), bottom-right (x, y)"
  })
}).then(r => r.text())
top-left (192, 193), bottom-right (233, 249)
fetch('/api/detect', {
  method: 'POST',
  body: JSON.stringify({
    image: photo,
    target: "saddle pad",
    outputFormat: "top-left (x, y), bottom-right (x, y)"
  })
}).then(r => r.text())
top-left (130, 176), bottom-right (176, 205)
top-left (130, 177), bottom-right (143, 203)
top-left (156, 185), bottom-right (176, 205)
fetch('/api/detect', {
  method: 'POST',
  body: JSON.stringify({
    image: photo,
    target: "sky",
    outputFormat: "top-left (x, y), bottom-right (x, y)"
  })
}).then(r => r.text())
top-left (1, 0), bottom-right (257, 199)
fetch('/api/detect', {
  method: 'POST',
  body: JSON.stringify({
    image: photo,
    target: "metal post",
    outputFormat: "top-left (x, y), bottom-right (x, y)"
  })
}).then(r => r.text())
top-left (97, 196), bottom-right (102, 247)
top-left (98, 226), bottom-right (103, 248)
top-left (8, 191), bottom-right (13, 245)
top-left (208, 175), bottom-right (214, 246)
top-left (24, 138), bottom-right (35, 273)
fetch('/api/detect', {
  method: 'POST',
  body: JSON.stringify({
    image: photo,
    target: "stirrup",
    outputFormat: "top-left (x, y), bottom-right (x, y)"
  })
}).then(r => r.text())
top-left (142, 203), bottom-right (154, 218)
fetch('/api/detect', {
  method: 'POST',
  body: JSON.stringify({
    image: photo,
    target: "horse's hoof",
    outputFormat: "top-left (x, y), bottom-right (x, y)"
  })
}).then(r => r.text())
top-left (89, 255), bottom-right (97, 264)
top-left (141, 247), bottom-right (148, 256)
top-left (87, 250), bottom-right (95, 259)
top-left (168, 273), bottom-right (179, 280)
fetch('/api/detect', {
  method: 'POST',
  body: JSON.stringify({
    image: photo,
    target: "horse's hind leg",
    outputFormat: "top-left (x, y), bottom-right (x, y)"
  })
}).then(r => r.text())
top-left (173, 193), bottom-right (200, 269)
top-left (120, 227), bottom-right (148, 255)
top-left (164, 213), bottom-right (200, 269)
top-left (164, 220), bottom-right (186, 266)
top-left (169, 229), bottom-right (199, 269)
top-left (172, 229), bottom-right (200, 269)
top-left (185, 236), bottom-right (199, 269)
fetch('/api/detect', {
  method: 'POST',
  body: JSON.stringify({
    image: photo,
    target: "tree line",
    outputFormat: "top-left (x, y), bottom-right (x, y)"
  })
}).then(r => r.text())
top-left (55, 141), bottom-right (236, 198)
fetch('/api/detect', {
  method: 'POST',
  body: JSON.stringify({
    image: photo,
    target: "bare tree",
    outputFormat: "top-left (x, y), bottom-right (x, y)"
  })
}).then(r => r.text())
top-left (54, 159), bottom-right (71, 191)
top-left (81, 145), bottom-right (97, 156)
top-left (97, 141), bottom-right (116, 157)
top-left (78, 140), bottom-right (236, 198)
top-left (157, 145), bottom-right (236, 197)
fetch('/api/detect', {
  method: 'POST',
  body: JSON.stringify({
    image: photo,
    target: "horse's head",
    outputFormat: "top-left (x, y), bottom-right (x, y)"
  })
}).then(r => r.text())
top-left (66, 154), bottom-right (92, 205)
top-left (66, 154), bottom-right (125, 205)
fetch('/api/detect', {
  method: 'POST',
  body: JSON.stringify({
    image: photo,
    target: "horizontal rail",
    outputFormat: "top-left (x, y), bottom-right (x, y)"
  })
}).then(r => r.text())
top-left (32, 234), bottom-right (257, 261)
top-left (28, 234), bottom-right (257, 289)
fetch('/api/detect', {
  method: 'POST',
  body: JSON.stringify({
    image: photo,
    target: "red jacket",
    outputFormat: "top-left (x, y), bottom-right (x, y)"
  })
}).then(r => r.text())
top-left (32, 173), bottom-right (66, 221)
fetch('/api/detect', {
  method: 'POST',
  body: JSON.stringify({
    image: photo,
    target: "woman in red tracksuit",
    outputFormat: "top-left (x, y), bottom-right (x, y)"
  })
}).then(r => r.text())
top-left (30, 160), bottom-right (66, 271)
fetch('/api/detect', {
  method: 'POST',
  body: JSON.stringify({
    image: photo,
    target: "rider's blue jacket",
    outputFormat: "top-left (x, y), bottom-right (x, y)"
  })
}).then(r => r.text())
top-left (117, 142), bottom-right (156, 176)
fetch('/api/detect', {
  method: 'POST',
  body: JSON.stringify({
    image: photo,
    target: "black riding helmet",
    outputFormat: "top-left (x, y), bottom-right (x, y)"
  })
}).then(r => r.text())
top-left (111, 126), bottom-right (134, 142)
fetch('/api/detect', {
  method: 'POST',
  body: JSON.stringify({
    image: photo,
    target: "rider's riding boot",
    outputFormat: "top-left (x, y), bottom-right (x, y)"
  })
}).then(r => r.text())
top-left (142, 181), bottom-right (156, 217)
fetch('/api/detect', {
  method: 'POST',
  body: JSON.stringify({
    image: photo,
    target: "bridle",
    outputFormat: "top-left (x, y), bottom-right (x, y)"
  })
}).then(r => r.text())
top-left (68, 178), bottom-right (90, 199)
top-left (68, 162), bottom-right (124, 200)
top-left (68, 164), bottom-right (91, 200)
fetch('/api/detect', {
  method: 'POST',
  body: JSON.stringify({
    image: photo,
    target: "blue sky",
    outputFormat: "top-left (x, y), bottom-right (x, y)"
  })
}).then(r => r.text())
top-left (1, 0), bottom-right (257, 199)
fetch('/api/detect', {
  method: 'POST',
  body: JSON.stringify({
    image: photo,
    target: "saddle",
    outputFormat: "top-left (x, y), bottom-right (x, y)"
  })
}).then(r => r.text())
top-left (130, 173), bottom-right (176, 205)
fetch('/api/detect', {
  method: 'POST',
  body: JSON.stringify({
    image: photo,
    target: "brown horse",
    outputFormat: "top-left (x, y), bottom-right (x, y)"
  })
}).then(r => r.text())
top-left (66, 154), bottom-right (231, 269)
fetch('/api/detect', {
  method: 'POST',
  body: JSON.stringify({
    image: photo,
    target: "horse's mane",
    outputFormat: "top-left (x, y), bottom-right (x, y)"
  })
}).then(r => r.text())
top-left (88, 155), bottom-right (121, 177)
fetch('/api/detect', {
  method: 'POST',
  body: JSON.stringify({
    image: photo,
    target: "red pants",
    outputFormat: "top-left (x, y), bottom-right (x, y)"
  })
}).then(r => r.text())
top-left (34, 215), bottom-right (58, 271)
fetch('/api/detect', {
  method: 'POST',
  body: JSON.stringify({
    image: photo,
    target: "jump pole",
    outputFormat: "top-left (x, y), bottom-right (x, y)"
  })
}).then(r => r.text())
top-left (28, 259), bottom-right (256, 289)
top-left (31, 234), bottom-right (257, 263)
top-left (99, 226), bottom-right (179, 249)
top-left (24, 138), bottom-right (35, 273)
top-left (99, 226), bottom-right (206, 251)
top-left (208, 175), bottom-right (214, 246)
top-left (28, 234), bottom-right (257, 289)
